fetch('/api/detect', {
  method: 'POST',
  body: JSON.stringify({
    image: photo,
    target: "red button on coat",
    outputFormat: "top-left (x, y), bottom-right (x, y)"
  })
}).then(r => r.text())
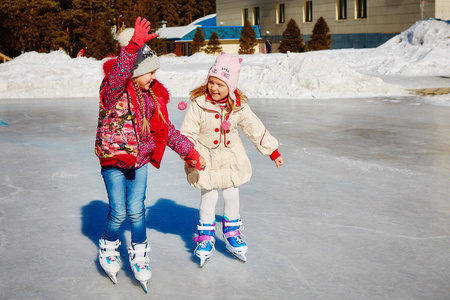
top-left (215, 114), bottom-right (220, 119)
top-left (226, 129), bottom-right (230, 133)
top-left (215, 128), bottom-right (219, 132)
top-left (226, 141), bottom-right (230, 145)
top-left (214, 140), bottom-right (219, 144)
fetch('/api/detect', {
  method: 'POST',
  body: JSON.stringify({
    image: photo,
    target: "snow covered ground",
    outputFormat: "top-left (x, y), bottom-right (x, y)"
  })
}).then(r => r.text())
top-left (0, 19), bottom-right (450, 299)
top-left (0, 19), bottom-right (449, 102)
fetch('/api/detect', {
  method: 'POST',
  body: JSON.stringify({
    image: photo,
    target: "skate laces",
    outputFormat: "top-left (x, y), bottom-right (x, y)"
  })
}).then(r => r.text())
top-left (195, 240), bottom-right (215, 254)
top-left (223, 219), bottom-right (247, 247)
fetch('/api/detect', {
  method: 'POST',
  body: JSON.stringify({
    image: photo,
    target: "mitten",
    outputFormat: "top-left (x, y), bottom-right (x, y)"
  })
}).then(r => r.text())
top-left (184, 148), bottom-right (202, 170)
top-left (126, 17), bottom-right (158, 54)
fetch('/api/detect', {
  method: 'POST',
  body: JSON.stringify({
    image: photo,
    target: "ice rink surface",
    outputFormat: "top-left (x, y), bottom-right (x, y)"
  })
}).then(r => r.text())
top-left (1, 96), bottom-right (449, 299)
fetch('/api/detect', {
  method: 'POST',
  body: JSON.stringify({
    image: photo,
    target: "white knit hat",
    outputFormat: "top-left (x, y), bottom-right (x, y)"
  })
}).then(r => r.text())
top-left (132, 44), bottom-right (160, 78)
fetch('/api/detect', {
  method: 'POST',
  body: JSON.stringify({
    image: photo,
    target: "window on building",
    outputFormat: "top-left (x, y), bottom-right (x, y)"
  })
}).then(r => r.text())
top-left (337, 0), bottom-right (347, 20)
top-left (277, 4), bottom-right (285, 24)
top-left (356, 0), bottom-right (367, 19)
top-left (253, 7), bottom-right (260, 25)
top-left (243, 8), bottom-right (249, 24)
top-left (304, 1), bottom-right (313, 22)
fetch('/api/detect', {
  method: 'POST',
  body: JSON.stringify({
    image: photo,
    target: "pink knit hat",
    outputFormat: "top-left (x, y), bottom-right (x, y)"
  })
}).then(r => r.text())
top-left (177, 52), bottom-right (243, 111)
top-left (203, 52), bottom-right (243, 101)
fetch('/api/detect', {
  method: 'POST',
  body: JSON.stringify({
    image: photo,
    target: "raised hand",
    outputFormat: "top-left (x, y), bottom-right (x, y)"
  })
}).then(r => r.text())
top-left (130, 17), bottom-right (158, 48)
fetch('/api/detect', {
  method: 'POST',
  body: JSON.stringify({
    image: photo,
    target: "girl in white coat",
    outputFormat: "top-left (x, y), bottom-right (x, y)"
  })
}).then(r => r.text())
top-left (179, 52), bottom-right (284, 266)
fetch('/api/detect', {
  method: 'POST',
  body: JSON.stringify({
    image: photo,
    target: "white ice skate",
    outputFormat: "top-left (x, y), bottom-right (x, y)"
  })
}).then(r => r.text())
top-left (223, 217), bottom-right (248, 263)
top-left (193, 222), bottom-right (215, 267)
top-left (98, 239), bottom-right (121, 284)
top-left (128, 241), bottom-right (152, 293)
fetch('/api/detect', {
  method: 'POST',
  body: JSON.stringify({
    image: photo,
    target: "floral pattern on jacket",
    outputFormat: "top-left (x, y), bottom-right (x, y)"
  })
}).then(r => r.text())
top-left (95, 46), bottom-right (193, 169)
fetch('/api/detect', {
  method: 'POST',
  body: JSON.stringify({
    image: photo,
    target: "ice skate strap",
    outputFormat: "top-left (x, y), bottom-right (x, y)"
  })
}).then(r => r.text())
top-left (99, 249), bottom-right (120, 259)
top-left (100, 240), bottom-right (121, 250)
top-left (193, 235), bottom-right (215, 243)
top-left (197, 224), bottom-right (216, 231)
top-left (129, 245), bottom-right (151, 255)
top-left (223, 220), bottom-right (242, 227)
top-left (223, 230), bottom-right (241, 239)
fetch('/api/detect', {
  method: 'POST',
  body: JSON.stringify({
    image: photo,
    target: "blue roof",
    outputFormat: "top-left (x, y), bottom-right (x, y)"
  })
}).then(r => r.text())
top-left (180, 25), bottom-right (261, 41)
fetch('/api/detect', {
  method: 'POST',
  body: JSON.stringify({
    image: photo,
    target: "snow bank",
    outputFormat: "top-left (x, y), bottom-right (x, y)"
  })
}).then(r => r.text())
top-left (0, 51), bottom-right (104, 98)
top-left (0, 19), bottom-right (449, 99)
top-left (325, 19), bottom-right (450, 76)
top-left (375, 18), bottom-right (450, 75)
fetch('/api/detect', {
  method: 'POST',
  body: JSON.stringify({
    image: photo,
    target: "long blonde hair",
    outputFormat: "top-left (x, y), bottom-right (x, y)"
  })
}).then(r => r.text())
top-left (132, 79), bottom-right (167, 136)
top-left (189, 85), bottom-right (247, 112)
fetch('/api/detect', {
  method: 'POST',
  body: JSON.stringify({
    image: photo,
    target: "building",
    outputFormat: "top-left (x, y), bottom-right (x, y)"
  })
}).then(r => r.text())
top-left (156, 14), bottom-right (261, 56)
top-left (216, 0), bottom-right (450, 52)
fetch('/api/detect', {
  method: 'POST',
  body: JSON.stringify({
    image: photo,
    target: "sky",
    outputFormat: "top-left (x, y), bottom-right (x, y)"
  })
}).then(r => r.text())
top-left (0, 18), bottom-right (449, 104)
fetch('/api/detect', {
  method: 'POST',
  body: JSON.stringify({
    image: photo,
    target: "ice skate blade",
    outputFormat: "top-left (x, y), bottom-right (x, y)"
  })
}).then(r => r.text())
top-left (103, 271), bottom-right (118, 284)
top-left (199, 257), bottom-right (209, 267)
top-left (140, 281), bottom-right (148, 293)
top-left (227, 250), bottom-right (247, 263)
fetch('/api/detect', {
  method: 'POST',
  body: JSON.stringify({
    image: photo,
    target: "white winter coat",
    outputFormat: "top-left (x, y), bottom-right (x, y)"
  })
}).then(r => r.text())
top-left (180, 94), bottom-right (279, 189)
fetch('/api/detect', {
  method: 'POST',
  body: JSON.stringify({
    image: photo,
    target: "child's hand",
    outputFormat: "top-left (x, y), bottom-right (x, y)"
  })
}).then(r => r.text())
top-left (131, 17), bottom-right (158, 47)
top-left (274, 156), bottom-right (284, 168)
top-left (184, 149), bottom-right (206, 171)
top-left (190, 155), bottom-right (206, 170)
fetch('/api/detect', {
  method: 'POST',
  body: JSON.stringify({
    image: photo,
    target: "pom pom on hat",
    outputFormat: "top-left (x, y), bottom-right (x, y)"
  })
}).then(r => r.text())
top-left (117, 28), bottom-right (135, 47)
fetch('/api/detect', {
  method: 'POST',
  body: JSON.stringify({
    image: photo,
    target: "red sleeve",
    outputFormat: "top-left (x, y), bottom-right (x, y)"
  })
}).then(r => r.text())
top-left (270, 149), bottom-right (281, 161)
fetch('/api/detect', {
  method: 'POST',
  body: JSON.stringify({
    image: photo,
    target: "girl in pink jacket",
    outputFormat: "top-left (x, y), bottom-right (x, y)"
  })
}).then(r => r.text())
top-left (179, 53), bottom-right (284, 266)
top-left (95, 17), bottom-right (204, 291)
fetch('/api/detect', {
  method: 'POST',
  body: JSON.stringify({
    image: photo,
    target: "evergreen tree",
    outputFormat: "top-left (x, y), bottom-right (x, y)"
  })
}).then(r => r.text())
top-left (116, 0), bottom-right (160, 29)
top-left (148, 37), bottom-right (166, 56)
top-left (91, 18), bottom-right (118, 59)
top-left (278, 18), bottom-right (308, 53)
top-left (308, 16), bottom-right (332, 51)
top-left (71, 0), bottom-right (116, 58)
top-left (198, 0), bottom-right (215, 18)
top-left (0, 0), bottom-right (66, 56)
top-left (179, 0), bottom-right (200, 25)
top-left (204, 31), bottom-right (222, 55)
top-left (157, 0), bottom-right (181, 26)
top-left (191, 27), bottom-right (205, 54)
top-left (0, 0), bottom-right (217, 58)
top-left (238, 20), bottom-right (257, 54)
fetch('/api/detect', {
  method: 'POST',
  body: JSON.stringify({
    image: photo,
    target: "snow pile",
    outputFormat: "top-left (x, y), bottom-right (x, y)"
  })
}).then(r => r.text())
top-left (0, 19), bottom-right (449, 99)
top-left (158, 52), bottom-right (402, 99)
top-left (375, 18), bottom-right (450, 75)
top-left (0, 51), bottom-right (104, 98)
top-left (325, 19), bottom-right (450, 76)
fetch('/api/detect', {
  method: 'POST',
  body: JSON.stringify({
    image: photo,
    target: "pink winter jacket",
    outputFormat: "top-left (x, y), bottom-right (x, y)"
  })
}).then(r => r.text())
top-left (95, 47), bottom-right (193, 169)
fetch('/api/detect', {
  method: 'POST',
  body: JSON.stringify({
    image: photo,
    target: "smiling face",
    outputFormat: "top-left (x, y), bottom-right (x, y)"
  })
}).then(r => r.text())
top-left (207, 76), bottom-right (229, 101)
top-left (134, 70), bottom-right (157, 91)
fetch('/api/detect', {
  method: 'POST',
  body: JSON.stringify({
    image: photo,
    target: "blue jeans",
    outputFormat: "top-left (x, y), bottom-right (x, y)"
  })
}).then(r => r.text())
top-left (101, 164), bottom-right (148, 243)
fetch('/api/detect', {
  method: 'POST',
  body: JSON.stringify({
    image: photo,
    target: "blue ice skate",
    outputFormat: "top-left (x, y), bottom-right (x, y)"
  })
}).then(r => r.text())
top-left (193, 221), bottom-right (216, 267)
top-left (223, 216), bottom-right (248, 262)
